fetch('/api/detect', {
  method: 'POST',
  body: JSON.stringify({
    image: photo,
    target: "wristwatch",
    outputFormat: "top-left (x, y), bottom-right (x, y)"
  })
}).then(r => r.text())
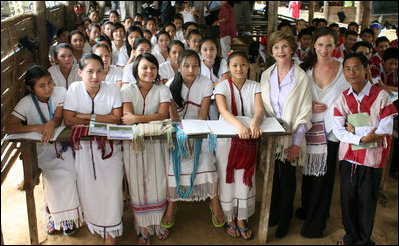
top-left (91, 114), bottom-right (96, 122)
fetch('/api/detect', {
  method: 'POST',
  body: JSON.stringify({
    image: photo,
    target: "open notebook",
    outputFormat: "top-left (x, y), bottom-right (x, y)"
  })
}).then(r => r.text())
top-left (2, 125), bottom-right (66, 141)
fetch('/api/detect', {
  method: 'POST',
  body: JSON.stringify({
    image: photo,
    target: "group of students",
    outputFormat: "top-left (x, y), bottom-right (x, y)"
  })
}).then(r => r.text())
top-left (5, 6), bottom-right (398, 246)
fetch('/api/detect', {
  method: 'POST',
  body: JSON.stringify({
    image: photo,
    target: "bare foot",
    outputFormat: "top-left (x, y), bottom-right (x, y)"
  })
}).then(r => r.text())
top-left (236, 220), bottom-right (253, 240)
top-left (104, 233), bottom-right (115, 245)
top-left (210, 197), bottom-right (225, 225)
top-left (161, 201), bottom-right (175, 226)
top-left (156, 228), bottom-right (170, 240)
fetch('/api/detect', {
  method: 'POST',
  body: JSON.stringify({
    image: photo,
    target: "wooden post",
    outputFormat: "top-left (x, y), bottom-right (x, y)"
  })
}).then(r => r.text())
top-left (324, 1), bottom-right (329, 21)
top-left (63, 1), bottom-right (76, 30)
top-left (258, 136), bottom-right (276, 244)
top-left (33, 1), bottom-right (50, 68)
top-left (20, 142), bottom-right (40, 245)
top-left (308, 1), bottom-right (315, 24)
top-left (267, 1), bottom-right (279, 35)
top-left (360, 1), bottom-right (372, 30)
top-left (355, 1), bottom-right (362, 27)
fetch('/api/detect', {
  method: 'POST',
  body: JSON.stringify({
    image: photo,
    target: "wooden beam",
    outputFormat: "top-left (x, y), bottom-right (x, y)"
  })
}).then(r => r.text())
top-left (63, 1), bottom-right (76, 30)
top-left (308, 1), bottom-right (315, 24)
top-left (360, 1), bottom-right (372, 31)
top-left (33, 1), bottom-right (50, 68)
top-left (267, 1), bottom-right (279, 34)
top-left (355, 1), bottom-right (362, 26)
top-left (324, 1), bottom-right (329, 21)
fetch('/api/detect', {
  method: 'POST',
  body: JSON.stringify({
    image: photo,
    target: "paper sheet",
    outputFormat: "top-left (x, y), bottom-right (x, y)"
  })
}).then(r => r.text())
top-left (107, 124), bottom-right (135, 140)
top-left (2, 125), bottom-right (66, 141)
top-left (181, 119), bottom-right (211, 135)
top-left (88, 121), bottom-right (108, 136)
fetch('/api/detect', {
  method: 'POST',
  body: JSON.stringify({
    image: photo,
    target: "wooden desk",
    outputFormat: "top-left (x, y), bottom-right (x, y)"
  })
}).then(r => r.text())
top-left (9, 123), bottom-right (290, 245)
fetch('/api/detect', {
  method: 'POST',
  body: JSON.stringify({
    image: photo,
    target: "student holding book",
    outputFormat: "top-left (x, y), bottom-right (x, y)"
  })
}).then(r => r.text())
top-left (6, 65), bottom-right (82, 236)
top-left (214, 51), bottom-right (264, 240)
top-left (162, 49), bottom-right (225, 230)
top-left (120, 53), bottom-right (171, 245)
top-left (333, 53), bottom-right (397, 245)
top-left (63, 54), bottom-right (124, 245)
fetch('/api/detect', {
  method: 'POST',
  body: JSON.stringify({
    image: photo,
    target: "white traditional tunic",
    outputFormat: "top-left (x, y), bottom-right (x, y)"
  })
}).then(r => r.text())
top-left (120, 83), bottom-right (171, 235)
top-left (159, 61), bottom-right (176, 81)
top-left (104, 65), bottom-right (123, 84)
top-left (200, 59), bottom-right (229, 120)
top-left (63, 81), bottom-right (124, 239)
top-left (175, 30), bottom-right (184, 42)
top-left (153, 50), bottom-right (169, 65)
top-left (121, 63), bottom-right (136, 83)
top-left (83, 41), bottom-right (92, 54)
top-left (213, 79), bottom-right (261, 221)
top-left (116, 46), bottom-right (129, 67)
top-left (111, 41), bottom-right (127, 66)
top-left (12, 87), bottom-right (82, 231)
top-left (48, 64), bottom-right (81, 90)
top-left (165, 75), bottom-right (217, 201)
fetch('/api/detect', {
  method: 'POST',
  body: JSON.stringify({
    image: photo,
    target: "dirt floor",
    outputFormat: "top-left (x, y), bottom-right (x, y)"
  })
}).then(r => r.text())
top-left (1, 158), bottom-right (398, 245)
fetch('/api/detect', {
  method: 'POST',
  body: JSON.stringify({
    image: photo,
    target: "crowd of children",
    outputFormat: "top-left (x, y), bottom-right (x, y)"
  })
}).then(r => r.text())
top-left (5, 2), bottom-right (398, 245)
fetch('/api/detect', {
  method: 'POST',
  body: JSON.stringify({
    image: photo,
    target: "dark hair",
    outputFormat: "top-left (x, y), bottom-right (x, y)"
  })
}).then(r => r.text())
top-left (277, 21), bottom-right (291, 31)
top-left (187, 29), bottom-right (201, 41)
top-left (109, 10), bottom-right (120, 18)
top-left (54, 43), bottom-right (73, 58)
top-left (182, 22), bottom-right (198, 31)
top-left (298, 28), bottom-right (313, 39)
top-left (134, 13), bottom-right (143, 19)
top-left (126, 26), bottom-right (144, 57)
top-left (68, 30), bottom-right (85, 43)
top-left (329, 23), bottom-right (339, 28)
top-left (300, 27), bottom-right (339, 71)
top-left (145, 17), bottom-right (156, 31)
top-left (360, 28), bottom-right (374, 37)
top-left (199, 38), bottom-right (222, 78)
top-left (88, 9), bottom-right (98, 16)
top-left (82, 17), bottom-right (92, 25)
top-left (56, 27), bottom-right (69, 38)
top-left (156, 30), bottom-right (171, 42)
top-left (351, 41), bottom-right (373, 53)
top-left (343, 52), bottom-right (369, 68)
top-left (173, 14), bottom-right (183, 21)
top-left (307, 26), bottom-right (316, 33)
top-left (78, 53), bottom-right (104, 70)
top-left (95, 34), bottom-right (112, 51)
top-left (132, 21), bottom-right (142, 27)
top-left (170, 50), bottom-right (201, 109)
top-left (124, 16), bottom-right (133, 22)
top-left (376, 36), bottom-right (390, 46)
top-left (92, 42), bottom-right (111, 54)
top-left (103, 20), bottom-right (114, 28)
top-left (164, 22), bottom-right (176, 31)
top-left (25, 65), bottom-right (51, 92)
top-left (345, 30), bottom-right (358, 38)
top-left (133, 37), bottom-right (152, 50)
top-left (318, 18), bottom-right (328, 25)
top-left (339, 27), bottom-right (347, 35)
top-left (73, 23), bottom-right (85, 31)
top-left (132, 53), bottom-right (160, 84)
top-left (227, 50), bottom-right (249, 64)
top-left (382, 47), bottom-right (399, 61)
top-left (111, 23), bottom-right (125, 38)
top-left (348, 22), bottom-right (359, 30)
top-left (168, 40), bottom-right (184, 53)
top-left (142, 28), bottom-right (152, 37)
top-left (87, 23), bottom-right (101, 41)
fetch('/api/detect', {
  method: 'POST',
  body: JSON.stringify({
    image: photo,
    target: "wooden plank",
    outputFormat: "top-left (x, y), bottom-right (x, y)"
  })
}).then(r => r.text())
top-left (1, 142), bottom-right (17, 170)
top-left (10, 17), bottom-right (35, 50)
top-left (1, 28), bottom-right (12, 59)
top-left (258, 136), bottom-right (276, 244)
top-left (1, 61), bottom-right (12, 95)
top-left (1, 148), bottom-right (21, 185)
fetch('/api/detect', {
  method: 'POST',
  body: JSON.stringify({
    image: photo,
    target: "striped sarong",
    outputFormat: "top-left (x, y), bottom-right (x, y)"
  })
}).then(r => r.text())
top-left (304, 121), bottom-right (328, 176)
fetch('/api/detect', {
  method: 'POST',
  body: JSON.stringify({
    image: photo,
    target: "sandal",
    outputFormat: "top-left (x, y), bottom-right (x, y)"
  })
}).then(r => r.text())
top-left (138, 231), bottom-right (150, 245)
top-left (209, 204), bottom-right (226, 228)
top-left (238, 226), bottom-right (254, 240)
top-left (160, 206), bottom-right (177, 229)
top-left (45, 218), bottom-right (55, 235)
top-left (225, 223), bottom-right (240, 238)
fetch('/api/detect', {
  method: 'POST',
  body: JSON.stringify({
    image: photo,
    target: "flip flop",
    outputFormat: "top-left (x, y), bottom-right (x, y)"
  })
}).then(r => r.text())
top-left (225, 223), bottom-right (240, 238)
top-left (209, 204), bottom-right (226, 228)
top-left (160, 206), bottom-right (177, 229)
top-left (138, 231), bottom-right (150, 245)
top-left (238, 226), bottom-right (254, 240)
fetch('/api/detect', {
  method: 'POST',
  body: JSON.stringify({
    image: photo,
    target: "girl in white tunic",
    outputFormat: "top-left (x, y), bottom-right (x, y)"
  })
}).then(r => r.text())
top-left (162, 49), bottom-right (225, 230)
top-left (69, 30), bottom-right (85, 64)
top-left (159, 40), bottom-right (185, 84)
top-left (63, 54), bottom-right (124, 245)
top-left (6, 65), bottom-right (82, 236)
top-left (215, 51), bottom-right (264, 240)
top-left (121, 38), bottom-right (152, 86)
top-left (110, 23), bottom-right (126, 66)
top-left (152, 31), bottom-right (171, 65)
top-left (118, 26), bottom-right (143, 67)
top-left (199, 38), bottom-right (229, 120)
top-left (120, 53), bottom-right (171, 245)
top-left (84, 23), bottom-right (101, 54)
top-left (92, 43), bottom-right (123, 89)
top-left (48, 43), bottom-right (81, 89)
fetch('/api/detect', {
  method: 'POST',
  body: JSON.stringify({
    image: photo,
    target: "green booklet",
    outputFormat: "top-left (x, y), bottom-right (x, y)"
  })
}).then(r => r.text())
top-left (347, 113), bottom-right (377, 150)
